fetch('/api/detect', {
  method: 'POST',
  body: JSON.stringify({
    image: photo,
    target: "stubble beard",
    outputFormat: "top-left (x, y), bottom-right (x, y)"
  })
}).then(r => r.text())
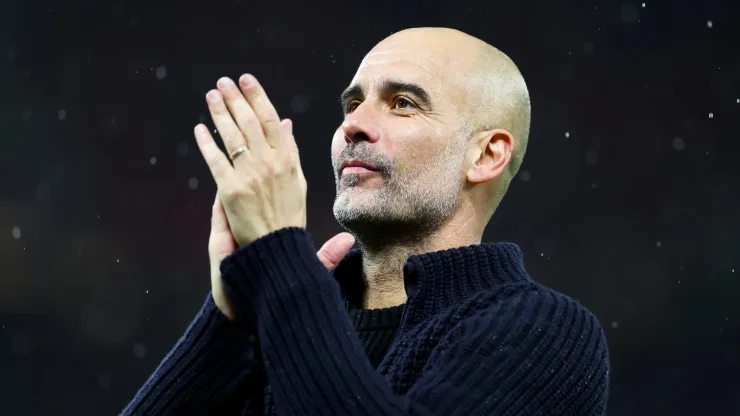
top-left (332, 144), bottom-right (466, 248)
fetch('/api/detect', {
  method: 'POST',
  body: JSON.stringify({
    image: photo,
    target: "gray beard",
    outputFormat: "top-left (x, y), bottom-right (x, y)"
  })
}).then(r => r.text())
top-left (332, 142), bottom-right (466, 248)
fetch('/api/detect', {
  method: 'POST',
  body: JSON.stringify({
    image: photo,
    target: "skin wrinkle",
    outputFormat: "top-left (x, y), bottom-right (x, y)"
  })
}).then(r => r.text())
top-left (330, 27), bottom-right (531, 309)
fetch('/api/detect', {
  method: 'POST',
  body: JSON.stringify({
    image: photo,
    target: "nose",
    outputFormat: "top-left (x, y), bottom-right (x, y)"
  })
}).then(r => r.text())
top-left (341, 106), bottom-right (380, 145)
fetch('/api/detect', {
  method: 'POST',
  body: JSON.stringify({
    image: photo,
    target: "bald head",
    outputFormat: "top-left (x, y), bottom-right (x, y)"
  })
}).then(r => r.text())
top-left (331, 27), bottom-right (531, 245)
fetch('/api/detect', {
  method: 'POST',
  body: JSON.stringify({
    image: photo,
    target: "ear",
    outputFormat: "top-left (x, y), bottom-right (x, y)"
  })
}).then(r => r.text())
top-left (466, 129), bottom-right (513, 184)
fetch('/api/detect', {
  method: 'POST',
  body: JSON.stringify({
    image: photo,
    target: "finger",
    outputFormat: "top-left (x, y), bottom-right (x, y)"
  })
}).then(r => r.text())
top-left (206, 89), bottom-right (250, 159)
top-left (281, 118), bottom-right (298, 159)
top-left (194, 124), bottom-right (233, 186)
top-left (281, 118), bottom-right (296, 150)
top-left (211, 194), bottom-right (228, 231)
top-left (238, 74), bottom-right (283, 150)
top-left (282, 118), bottom-right (305, 178)
top-left (216, 77), bottom-right (268, 157)
top-left (317, 232), bottom-right (356, 271)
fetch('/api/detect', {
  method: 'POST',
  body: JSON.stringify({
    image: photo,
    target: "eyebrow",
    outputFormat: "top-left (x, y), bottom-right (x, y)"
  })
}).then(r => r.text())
top-left (339, 79), bottom-right (434, 111)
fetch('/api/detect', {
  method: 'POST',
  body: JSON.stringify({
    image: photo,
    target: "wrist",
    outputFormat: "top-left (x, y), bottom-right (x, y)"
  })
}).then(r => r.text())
top-left (211, 275), bottom-right (236, 321)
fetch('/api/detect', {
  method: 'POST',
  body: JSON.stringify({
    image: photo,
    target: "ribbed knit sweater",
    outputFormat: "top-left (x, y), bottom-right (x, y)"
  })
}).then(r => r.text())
top-left (263, 305), bottom-right (405, 414)
top-left (123, 227), bottom-right (610, 415)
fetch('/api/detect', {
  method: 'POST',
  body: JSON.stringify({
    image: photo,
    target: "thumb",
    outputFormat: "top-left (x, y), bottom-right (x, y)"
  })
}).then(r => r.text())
top-left (281, 118), bottom-right (296, 152)
top-left (281, 118), bottom-right (293, 135)
top-left (211, 194), bottom-right (229, 232)
top-left (317, 232), bottom-right (356, 271)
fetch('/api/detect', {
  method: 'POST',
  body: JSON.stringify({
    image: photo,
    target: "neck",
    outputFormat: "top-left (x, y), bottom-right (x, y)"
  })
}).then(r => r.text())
top-left (357, 206), bottom-right (483, 309)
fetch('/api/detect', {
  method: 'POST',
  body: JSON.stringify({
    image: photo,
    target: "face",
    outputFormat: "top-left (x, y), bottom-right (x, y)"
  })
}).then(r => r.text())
top-left (331, 38), bottom-right (472, 245)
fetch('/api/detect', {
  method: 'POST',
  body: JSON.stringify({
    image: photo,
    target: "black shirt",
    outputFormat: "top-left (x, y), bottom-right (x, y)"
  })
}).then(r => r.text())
top-left (347, 304), bottom-right (405, 369)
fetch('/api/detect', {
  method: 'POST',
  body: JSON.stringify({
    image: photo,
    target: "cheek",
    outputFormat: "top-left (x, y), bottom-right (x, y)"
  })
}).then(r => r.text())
top-left (402, 124), bottom-right (446, 159)
top-left (394, 124), bottom-right (444, 175)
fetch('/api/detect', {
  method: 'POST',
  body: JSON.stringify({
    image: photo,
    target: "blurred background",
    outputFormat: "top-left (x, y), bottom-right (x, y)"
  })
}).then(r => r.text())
top-left (1, 0), bottom-right (738, 414)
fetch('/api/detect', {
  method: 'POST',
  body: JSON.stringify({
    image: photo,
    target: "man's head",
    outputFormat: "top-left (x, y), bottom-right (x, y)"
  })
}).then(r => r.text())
top-left (331, 27), bottom-right (531, 246)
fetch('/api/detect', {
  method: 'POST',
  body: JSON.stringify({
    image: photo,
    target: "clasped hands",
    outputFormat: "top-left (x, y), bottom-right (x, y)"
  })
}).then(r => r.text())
top-left (195, 74), bottom-right (307, 247)
top-left (195, 74), bottom-right (355, 320)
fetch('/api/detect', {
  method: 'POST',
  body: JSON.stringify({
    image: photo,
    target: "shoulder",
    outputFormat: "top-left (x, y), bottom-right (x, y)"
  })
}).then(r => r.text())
top-left (471, 282), bottom-right (607, 339)
top-left (454, 284), bottom-right (611, 411)
top-left (456, 282), bottom-right (610, 371)
top-left (524, 284), bottom-right (607, 342)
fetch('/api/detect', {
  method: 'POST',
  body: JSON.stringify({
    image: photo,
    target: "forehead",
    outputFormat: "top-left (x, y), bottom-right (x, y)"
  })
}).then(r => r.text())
top-left (349, 41), bottom-right (467, 101)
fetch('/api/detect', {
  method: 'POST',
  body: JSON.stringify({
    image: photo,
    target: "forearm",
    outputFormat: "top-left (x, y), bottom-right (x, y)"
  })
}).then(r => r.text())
top-left (259, 279), bottom-right (405, 415)
top-left (221, 228), bottom-right (405, 415)
top-left (122, 293), bottom-right (265, 415)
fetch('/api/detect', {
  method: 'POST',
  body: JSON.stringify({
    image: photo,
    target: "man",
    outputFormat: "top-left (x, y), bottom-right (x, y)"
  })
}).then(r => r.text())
top-left (124, 27), bottom-right (609, 415)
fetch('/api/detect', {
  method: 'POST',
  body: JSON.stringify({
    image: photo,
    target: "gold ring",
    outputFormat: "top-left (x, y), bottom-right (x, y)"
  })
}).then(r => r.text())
top-left (229, 146), bottom-right (248, 161)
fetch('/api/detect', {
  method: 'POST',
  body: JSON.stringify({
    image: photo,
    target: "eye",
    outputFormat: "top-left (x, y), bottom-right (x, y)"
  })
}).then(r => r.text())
top-left (394, 97), bottom-right (414, 110)
top-left (345, 101), bottom-right (360, 114)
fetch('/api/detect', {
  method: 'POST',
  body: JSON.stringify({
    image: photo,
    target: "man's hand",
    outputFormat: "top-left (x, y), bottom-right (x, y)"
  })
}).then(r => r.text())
top-left (195, 74), bottom-right (306, 248)
top-left (208, 192), bottom-right (356, 320)
top-left (196, 74), bottom-right (356, 320)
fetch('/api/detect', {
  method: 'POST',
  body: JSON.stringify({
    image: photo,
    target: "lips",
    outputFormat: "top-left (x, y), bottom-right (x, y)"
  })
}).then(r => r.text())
top-left (340, 159), bottom-right (378, 172)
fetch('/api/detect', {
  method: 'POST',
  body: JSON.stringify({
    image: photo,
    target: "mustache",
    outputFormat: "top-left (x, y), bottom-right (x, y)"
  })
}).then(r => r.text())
top-left (336, 145), bottom-right (390, 173)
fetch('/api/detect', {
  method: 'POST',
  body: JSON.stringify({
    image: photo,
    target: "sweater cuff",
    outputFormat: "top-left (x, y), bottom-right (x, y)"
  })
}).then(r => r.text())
top-left (122, 293), bottom-right (259, 414)
top-left (219, 227), bottom-right (332, 330)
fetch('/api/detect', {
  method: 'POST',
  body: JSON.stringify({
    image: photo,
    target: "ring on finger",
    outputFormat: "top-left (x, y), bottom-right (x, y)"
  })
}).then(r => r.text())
top-left (229, 146), bottom-right (248, 161)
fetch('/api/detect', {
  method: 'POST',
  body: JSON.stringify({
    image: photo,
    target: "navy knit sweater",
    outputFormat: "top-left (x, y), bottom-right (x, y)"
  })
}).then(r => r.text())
top-left (123, 227), bottom-right (610, 415)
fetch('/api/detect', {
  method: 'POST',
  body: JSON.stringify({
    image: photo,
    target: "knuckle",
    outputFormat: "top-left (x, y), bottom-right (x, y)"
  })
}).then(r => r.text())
top-left (223, 131), bottom-right (240, 142)
top-left (284, 156), bottom-right (297, 173)
top-left (262, 117), bottom-right (280, 129)
top-left (273, 157), bottom-right (292, 176)
top-left (237, 116), bottom-right (253, 130)
top-left (222, 184), bottom-right (248, 200)
top-left (249, 88), bottom-right (267, 102)
top-left (246, 175), bottom-right (262, 191)
top-left (260, 160), bottom-right (275, 175)
top-left (246, 91), bottom-right (264, 105)
top-left (221, 187), bottom-right (239, 201)
top-left (268, 158), bottom-right (288, 176)
top-left (205, 152), bottom-right (222, 167)
top-left (245, 116), bottom-right (259, 127)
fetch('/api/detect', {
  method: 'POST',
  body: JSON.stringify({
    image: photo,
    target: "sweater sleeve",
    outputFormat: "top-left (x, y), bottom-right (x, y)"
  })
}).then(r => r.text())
top-left (219, 227), bottom-right (610, 416)
top-left (121, 293), bottom-right (266, 415)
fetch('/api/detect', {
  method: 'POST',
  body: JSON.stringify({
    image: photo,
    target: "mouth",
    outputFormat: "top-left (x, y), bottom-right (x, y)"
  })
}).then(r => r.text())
top-left (340, 159), bottom-right (379, 175)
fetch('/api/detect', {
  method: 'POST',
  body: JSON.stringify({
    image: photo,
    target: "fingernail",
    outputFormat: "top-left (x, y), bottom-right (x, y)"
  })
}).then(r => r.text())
top-left (217, 77), bottom-right (232, 89)
top-left (206, 90), bottom-right (220, 102)
top-left (239, 74), bottom-right (255, 88)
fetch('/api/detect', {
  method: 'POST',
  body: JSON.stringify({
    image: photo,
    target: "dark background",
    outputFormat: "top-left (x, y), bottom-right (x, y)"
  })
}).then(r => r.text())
top-left (1, 0), bottom-right (739, 414)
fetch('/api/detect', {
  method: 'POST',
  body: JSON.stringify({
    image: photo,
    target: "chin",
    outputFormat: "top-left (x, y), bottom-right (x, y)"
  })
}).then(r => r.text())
top-left (334, 194), bottom-right (370, 216)
top-left (333, 194), bottom-right (385, 224)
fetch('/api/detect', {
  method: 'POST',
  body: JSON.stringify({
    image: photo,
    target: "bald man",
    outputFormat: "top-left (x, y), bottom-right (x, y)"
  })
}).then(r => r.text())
top-left (124, 28), bottom-right (609, 415)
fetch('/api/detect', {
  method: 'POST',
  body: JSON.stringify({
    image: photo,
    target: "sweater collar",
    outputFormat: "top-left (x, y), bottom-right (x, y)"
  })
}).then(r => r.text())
top-left (332, 242), bottom-right (532, 324)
